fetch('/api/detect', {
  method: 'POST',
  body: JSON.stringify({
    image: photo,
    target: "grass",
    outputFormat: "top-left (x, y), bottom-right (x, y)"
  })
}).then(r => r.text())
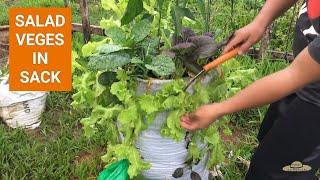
top-left (0, 1), bottom-right (108, 178)
top-left (219, 57), bottom-right (288, 179)
top-left (0, 0), bottom-right (110, 26)
top-left (0, 92), bottom-right (107, 179)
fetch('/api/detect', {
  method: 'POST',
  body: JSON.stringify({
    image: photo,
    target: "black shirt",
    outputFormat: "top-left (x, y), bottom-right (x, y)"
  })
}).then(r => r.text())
top-left (293, 0), bottom-right (320, 107)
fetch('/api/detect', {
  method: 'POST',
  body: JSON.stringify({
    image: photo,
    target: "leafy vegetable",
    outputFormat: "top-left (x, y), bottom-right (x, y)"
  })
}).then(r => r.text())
top-left (82, 39), bottom-right (108, 57)
top-left (88, 53), bottom-right (131, 72)
top-left (97, 44), bottom-right (129, 54)
top-left (172, 42), bottom-right (197, 56)
top-left (105, 27), bottom-right (127, 45)
top-left (100, 16), bottom-right (121, 29)
top-left (132, 19), bottom-right (152, 42)
top-left (98, 71), bottom-right (117, 86)
top-left (101, 144), bottom-right (151, 178)
top-left (145, 55), bottom-right (176, 77)
top-left (131, 57), bottom-right (143, 64)
top-left (101, 0), bottom-right (127, 17)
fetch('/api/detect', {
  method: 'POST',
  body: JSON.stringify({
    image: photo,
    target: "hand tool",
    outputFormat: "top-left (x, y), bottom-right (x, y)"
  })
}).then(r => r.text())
top-left (183, 47), bottom-right (240, 91)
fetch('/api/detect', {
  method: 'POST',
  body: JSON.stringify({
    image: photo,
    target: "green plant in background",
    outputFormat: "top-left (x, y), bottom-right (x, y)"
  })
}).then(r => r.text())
top-left (0, 0), bottom-right (110, 26)
top-left (0, 1), bottom-right (9, 25)
top-left (0, 65), bottom-right (8, 77)
top-left (0, 0), bottom-right (65, 25)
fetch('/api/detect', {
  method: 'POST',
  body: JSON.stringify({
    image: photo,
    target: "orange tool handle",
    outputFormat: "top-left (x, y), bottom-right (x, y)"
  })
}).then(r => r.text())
top-left (203, 48), bottom-right (239, 72)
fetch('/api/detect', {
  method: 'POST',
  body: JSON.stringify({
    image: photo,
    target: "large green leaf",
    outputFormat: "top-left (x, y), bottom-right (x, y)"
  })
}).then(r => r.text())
top-left (82, 40), bottom-right (107, 57)
top-left (98, 71), bottom-right (117, 86)
top-left (105, 27), bottom-right (127, 45)
top-left (171, 6), bottom-right (195, 36)
top-left (171, 6), bottom-right (183, 36)
top-left (132, 19), bottom-right (151, 42)
top-left (145, 55), bottom-right (176, 77)
top-left (88, 53), bottom-right (131, 72)
top-left (178, 7), bottom-right (195, 20)
top-left (98, 44), bottom-right (129, 54)
top-left (121, 0), bottom-right (144, 25)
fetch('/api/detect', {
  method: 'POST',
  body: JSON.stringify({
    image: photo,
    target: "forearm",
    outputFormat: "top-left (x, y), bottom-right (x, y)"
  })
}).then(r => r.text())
top-left (253, 0), bottom-right (298, 28)
top-left (218, 48), bottom-right (320, 116)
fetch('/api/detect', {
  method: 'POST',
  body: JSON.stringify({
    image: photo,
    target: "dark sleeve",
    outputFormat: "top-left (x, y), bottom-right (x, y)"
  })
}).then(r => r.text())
top-left (308, 37), bottom-right (320, 63)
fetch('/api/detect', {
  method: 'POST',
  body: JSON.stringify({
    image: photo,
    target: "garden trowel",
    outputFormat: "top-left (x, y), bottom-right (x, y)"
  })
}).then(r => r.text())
top-left (183, 47), bottom-right (239, 91)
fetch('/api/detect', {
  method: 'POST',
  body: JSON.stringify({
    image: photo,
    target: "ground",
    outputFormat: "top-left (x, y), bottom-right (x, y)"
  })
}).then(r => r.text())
top-left (0, 92), bottom-right (106, 179)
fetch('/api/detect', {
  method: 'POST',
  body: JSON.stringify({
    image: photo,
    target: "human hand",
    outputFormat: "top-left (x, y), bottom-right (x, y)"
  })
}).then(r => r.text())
top-left (180, 103), bottom-right (224, 131)
top-left (223, 21), bottom-right (267, 55)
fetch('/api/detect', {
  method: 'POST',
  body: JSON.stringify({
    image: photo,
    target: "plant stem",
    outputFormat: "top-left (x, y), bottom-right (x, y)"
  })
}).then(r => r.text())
top-left (174, 0), bottom-right (180, 38)
top-left (157, 1), bottom-right (162, 51)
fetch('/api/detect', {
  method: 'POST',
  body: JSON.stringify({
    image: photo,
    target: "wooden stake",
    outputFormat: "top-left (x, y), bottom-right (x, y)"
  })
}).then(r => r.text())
top-left (64, 0), bottom-right (69, 7)
top-left (79, 0), bottom-right (91, 43)
top-left (258, 24), bottom-right (272, 60)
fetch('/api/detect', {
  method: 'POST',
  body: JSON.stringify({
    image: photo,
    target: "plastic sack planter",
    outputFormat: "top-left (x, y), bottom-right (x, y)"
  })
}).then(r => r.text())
top-left (135, 71), bottom-right (219, 180)
top-left (0, 78), bottom-right (47, 129)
